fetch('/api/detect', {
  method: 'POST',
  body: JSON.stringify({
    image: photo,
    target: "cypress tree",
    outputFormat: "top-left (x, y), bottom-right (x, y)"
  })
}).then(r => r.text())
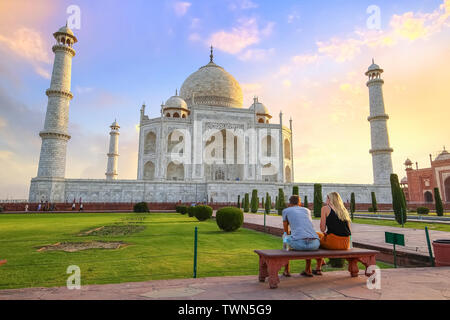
top-left (434, 187), bottom-right (444, 217)
top-left (261, 197), bottom-right (265, 209)
top-left (275, 196), bottom-right (278, 211)
top-left (304, 195), bottom-right (309, 208)
top-left (313, 184), bottom-right (323, 218)
top-left (243, 193), bottom-right (250, 213)
top-left (350, 192), bottom-right (356, 221)
top-left (371, 192), bottom-right (378, 213)
top-left (390, 174), bottom-right (407, 225)
top-left (277, 189), bottom-right (286, 215)
top-left (293, 186), bottom-right (299, 196)
top-left (237, 195), bottom-right (240, 208)
top-left (251, 190), bottom-right (258, 213)
top-left (265, 193), bottom-right (271, 214)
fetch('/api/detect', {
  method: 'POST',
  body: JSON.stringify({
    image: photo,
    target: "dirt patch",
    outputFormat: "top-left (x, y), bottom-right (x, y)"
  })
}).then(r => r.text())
top-left (36, 241), bottom-right (128, 252)
top-left (78, 224), bottom-right (145, 236)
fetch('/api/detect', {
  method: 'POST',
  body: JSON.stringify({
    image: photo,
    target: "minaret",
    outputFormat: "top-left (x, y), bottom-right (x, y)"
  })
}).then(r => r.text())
top-left (106, 120), bottom-right (120, 180)
top-left (36, 24), bottom-right (77, 178)
top-left (366, 59), bottom-right (394, 185)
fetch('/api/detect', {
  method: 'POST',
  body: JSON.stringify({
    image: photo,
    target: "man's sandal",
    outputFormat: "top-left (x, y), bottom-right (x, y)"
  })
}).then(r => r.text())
top-left (312, 270), bottom-right (323, 276)
top-left (300, 271), bottom-right (313, 277)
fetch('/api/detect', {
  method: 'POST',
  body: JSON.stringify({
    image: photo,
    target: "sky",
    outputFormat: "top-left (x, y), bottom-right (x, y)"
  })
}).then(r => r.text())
top-left (0, 0), bottom-right (449, 199)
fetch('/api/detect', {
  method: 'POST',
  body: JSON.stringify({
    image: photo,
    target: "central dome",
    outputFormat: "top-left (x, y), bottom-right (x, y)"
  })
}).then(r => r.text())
top-left (179, 61), bottom-right (243, 108)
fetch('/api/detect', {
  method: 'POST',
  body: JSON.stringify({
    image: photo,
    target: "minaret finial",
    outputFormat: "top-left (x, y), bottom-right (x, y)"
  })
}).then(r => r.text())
top-left (210, 45), bottom-right (214, 63)
top-left (372, 58), bottom-right (374, 64)
top-left (175, 88), bottom-right (178, 96)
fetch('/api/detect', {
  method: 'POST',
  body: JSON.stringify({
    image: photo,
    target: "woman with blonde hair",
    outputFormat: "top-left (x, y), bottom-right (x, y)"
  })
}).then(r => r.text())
top-left (310, 192), bottom-right (352, 275)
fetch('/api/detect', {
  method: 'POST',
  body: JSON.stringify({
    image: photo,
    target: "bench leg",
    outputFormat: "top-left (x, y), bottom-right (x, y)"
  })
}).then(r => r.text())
top-left (358, 255), bottom-right (377, 277)
top-left (267, 259), bottom-right (289, 289)
top-left (258, 256), bottom-right (269, 283)
top-left (346, 258), bottom-right (359, 277)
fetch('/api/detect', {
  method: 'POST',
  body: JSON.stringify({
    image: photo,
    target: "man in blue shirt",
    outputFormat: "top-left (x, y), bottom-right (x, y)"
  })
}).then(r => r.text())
top-left (282, 195), bottom-right (320, 276)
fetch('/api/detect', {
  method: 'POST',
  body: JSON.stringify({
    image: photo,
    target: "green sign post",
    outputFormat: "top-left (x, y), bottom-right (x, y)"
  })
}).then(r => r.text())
top-left (385, 232), bottom-right (405, 268)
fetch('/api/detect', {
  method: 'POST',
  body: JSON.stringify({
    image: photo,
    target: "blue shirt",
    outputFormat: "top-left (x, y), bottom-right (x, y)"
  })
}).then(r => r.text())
top-left (282, 206), bottom-right (319, 241)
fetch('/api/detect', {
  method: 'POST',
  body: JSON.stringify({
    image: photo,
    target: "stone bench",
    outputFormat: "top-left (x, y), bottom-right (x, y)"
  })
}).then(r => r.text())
top-left (254, 248), bottom-right (379, 289)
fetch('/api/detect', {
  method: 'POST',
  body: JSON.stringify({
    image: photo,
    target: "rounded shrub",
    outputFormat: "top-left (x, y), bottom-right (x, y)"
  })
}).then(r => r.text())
top-left (187, 206), bottom-right (195, 217)
top-left (194, 205), bottom-right (213, 221)
top-left (177, 205), bottom-right (188, 215)
top-left (216, 207), bottom-right (244, 232)
top-left (133, 202), bottom-right (150, 213)
top-left (417, 207), bottom-right (430, 215)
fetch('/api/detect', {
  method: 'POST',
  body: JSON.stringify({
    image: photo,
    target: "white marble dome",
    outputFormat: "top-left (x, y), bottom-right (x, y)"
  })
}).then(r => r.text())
top-left (165, 95), bottom-right (187, 110)
top-left (435, 149), bottom-right (450, 161)
top-left (179, 61), bottom-right (243, 108)
top-left (250, 99), bottom-right (269, 115)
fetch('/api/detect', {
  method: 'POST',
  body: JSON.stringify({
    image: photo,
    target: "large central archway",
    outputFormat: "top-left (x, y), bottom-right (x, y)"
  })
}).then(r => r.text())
top-left (167, 161), bottom-right (184, 181)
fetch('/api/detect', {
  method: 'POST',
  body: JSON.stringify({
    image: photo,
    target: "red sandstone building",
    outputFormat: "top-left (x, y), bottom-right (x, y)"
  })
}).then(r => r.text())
top-left (401, 147), bottom-right (450, 204)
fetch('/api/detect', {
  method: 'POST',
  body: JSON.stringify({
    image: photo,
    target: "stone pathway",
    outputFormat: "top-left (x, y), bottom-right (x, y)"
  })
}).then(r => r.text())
top-left (1, 267), bottom-right (449, 300)
top-left (241, 213), bottom-right (450, 256)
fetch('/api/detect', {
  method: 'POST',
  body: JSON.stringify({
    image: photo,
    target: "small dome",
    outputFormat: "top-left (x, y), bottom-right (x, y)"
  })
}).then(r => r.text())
top-left (250, 98), bottom-right (269, 115)
top-left (435, 148), bottom-right (450, 161)
top-left (53, 24), bottom-right (78, 43)
top-left (110, 120), bottom-right (120, 128)
top-left (404, 158), bottom-right (413, 166)
top-left (368, 63), bottom-right (381, 71)
top-left (401, 176), bottom-right (408, 184)
top-left (165, 96), bottom-right (188, 110)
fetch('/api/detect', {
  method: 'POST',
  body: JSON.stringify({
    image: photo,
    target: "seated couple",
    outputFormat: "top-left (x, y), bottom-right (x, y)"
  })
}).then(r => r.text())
top-left (282, 192), bottom-right (352, 277)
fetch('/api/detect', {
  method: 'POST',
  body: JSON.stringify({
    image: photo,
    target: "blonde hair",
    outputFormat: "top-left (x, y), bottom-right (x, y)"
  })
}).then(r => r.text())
top-left (327, 192), bottom-right (351, 222)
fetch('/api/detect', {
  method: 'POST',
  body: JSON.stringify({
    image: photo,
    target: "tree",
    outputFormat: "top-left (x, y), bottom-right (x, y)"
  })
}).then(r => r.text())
top-left (243, 193), bottom-right (250, 213)
top-left (265, 193), bottom-right (271, 214)
top-left (350, 192), bottom-right (356, 221)
top-left (434, 187), bottom-right (444, 217)
top-left (237, 195), bottom-right (240, 209)
top-left (277, 189), bottom-right (286, 215)
top-left (275, 196), bottom-right (279, 211)
top-left (304, 195), bottom-right (308, 208)
top-left (371, 192), bottom-right (378, 213)
top-left (293, 186), bottom-right (299, 196)
top-left (261, 197), bottom-right (265, 209)
top-left (390, 174), bottom-right (407, 225)
top-left (251, 189), bottom-right (258, 213)
top-left (313, 184), bottom-right (323, 218)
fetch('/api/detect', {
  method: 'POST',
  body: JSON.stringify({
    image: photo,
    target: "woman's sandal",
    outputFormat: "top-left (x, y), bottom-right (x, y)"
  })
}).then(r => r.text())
top-left (301, 271), bottom-right (314, 277)
top-left (312, 270), bottom-right (323, 276)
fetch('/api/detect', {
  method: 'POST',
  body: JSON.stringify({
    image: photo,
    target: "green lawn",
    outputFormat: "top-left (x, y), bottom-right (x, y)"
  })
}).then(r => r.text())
top-left (0, 213), bottom-right (391, 289)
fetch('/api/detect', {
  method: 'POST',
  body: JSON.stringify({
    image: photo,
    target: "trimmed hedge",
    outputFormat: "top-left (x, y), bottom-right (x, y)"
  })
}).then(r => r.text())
top-left (187, 206), bottom-right (195, 217)
top-left (417, 207), bottom-right (430, 215)
top-left (176, 205), bottom-right (188, 215)
top-left (371, 192), bottom-right (378, 213)
top-left (243, 193), bottom-right (250, 213)
top-left (265, 193), bottom-right (271, 214)
top-left (133, 202), bottom-right (150, 213)
top-left (293, 186), bottom-right (299, 196)
top-left (390, 174), bottom-right (407, 225)
top-left (303, 195), bottom-right (308, 208)
top-left (350, 192), bottom-right (355, 221)
top-left (435, 188), bottom-right (444, 217)
top-left (251, 190), bottom-right (258, 213)
top-left (216, 207), bottom-right (244, 232)
top-left (313, 184), bottom-right (323, 218)
top-left (277, 188), bottom-right (286, 215)
top-left (194, 205), bottom-right (213, 221)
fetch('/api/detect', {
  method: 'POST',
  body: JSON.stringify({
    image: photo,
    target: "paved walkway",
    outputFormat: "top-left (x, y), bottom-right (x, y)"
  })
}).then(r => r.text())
top-left (1, 267), bottom-right (449, 300)
top-left (241, 213), bottom-right (450, 256)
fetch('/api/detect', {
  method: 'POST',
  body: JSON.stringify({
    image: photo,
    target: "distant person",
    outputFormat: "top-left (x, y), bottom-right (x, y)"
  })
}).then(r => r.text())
top-left (282, 195), bottom-right (320, 277)
top-left (313, 192), bottom-right (352, 275)
top-left (25, 204), bottom-right (29, 212)
top-left (72, 203), bottom-right (76, 211)
top-left (79, 203), bottom-right (84, 212)
top-left (37, 203), bottom-right (42, 211)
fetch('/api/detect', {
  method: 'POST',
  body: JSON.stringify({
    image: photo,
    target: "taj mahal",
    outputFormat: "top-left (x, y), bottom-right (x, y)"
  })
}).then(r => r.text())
top-left (29, 25), bottom-right (394, 204)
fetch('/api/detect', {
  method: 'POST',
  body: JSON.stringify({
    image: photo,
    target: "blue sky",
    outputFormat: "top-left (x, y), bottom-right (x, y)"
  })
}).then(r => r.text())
top-left (0, 0), bottom-right (449, 198)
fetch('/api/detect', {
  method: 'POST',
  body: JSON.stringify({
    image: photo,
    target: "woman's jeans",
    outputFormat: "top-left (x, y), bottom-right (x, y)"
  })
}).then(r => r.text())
top-left (286, 236), bottom-right (320, 251)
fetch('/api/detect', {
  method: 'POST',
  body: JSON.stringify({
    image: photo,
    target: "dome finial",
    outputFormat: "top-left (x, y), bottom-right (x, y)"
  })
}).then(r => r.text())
top-left (175, 88), bottom-right (178, 96)
top-left (372, 58), bottom-right (374, 64)
top-left (210, 45), bottom-right (214, 63)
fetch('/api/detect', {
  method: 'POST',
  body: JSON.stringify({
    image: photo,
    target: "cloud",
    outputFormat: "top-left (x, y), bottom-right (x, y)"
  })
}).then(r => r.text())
top-left (208, 18), bottom-right (274, 54)
top-left (238, 48), bottom-right (275, 61)
top-left (0, 27), bottom-right (52, 79)
top-left (288, 11), bottom-right (300, 24)
top-left (228, 0), bottom-right (259, 10)
top-left (315, 0), bottom-right (450, 63)
top-left (173, 2), bottom-right (192, 17)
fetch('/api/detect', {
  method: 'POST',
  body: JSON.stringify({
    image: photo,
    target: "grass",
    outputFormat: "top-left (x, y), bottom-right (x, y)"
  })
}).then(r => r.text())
top-left (355, 211), bottom-right (450, 217)
top-left (0, 213), bottom-right (391, 290)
